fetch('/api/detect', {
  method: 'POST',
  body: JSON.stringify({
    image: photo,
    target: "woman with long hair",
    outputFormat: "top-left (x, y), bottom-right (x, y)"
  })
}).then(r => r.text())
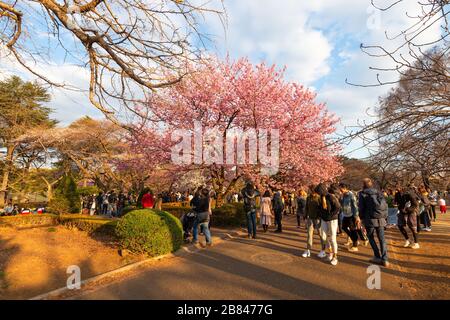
top-left (260, 190), bottom-right (273, 232)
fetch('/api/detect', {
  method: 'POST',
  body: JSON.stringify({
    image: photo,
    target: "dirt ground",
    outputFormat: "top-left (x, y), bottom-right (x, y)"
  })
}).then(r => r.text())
top-left (385, 212), bottom-right (450, 299)
top-left (0, 225), bottom-right (141, 300)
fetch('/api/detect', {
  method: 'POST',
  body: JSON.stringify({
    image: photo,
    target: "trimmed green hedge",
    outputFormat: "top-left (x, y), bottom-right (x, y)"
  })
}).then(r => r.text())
top-left (212, 203), bottom-right (246, 228)
top-left (122, 205), bottom-right (137, 215)
top-left (58, 215), bottom-right (117, 236)
top-left (0, 214), bottom-right (58, 228)
top-left (115, 209), bottom-right (182, 257)
top-left (161, 204), bottom-right (192, 218)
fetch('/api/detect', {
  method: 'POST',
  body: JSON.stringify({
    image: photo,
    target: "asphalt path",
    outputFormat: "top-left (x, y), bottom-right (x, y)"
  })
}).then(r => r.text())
top-left (75, 215), bottom-right (410, 300)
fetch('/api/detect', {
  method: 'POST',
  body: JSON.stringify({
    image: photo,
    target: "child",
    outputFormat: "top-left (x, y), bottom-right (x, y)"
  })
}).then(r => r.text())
top-left (438, 197), bottom-right (447, 214)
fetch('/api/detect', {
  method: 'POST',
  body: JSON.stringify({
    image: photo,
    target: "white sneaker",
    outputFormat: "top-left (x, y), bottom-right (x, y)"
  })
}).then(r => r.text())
top-left (317, 251), bottom-right (327, 259)
top-left (302, 250), bottom-right (311, 258)
top-left (330, 257), bottom-right (338, 266)
top-left (411, 243), bottom-right (420, 249)
top-left (327, 254), bottom-right (333, 262)
top-left (403, 240), bottom-right (411, 248)
top-left (425, 228), bottom-right (432, 232)
top-left (348, 246), bottom-right (359, 252)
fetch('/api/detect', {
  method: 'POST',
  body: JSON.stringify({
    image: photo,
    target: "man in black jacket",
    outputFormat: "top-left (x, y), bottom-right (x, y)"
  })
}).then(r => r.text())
top-left (359, 178), bottom-right (389, 267)
top-left (396, 185), bottom-right (420, 249)
top-left (272, 191), bottom-right (284, 233)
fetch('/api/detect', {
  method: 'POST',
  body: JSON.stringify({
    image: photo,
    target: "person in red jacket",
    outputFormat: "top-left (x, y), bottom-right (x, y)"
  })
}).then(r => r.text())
top-left (141, 190), bottom-right (155, 209)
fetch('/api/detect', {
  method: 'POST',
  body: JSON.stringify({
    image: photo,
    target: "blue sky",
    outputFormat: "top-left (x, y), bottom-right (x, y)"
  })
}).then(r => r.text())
top-left (0, 0), bottom-right (442, 158)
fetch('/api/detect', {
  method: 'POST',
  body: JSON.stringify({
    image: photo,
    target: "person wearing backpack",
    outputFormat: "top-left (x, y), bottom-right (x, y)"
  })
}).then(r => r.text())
top-left (339, 183), bottom-right (361, 252)
top-left (317, 183), bottom-right (341, 266)
top-left (191, 186), bottom-right (212, 246)
top-left (272, 190), bottom-right (285, 233)
top-left (359, 178), bottom-right (390, 267)
top-left (241, 182), bottom-right (258, 239)
top-left (302, 185), bottom-right (326, 258)
top-left (418, 186), bottom-right (432, 232)
top-left (296, 189), bottom-right (307, 229)
top-left (396, 184), bottom-right (420, 249)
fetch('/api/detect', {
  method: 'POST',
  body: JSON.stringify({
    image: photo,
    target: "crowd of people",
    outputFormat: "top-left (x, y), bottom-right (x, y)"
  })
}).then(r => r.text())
top-left (81, 191), bottom-right (130, 217)
top-left (2, 178), bottom-right (447, 269)
top-left (182, 179), bottom-right (448, 268)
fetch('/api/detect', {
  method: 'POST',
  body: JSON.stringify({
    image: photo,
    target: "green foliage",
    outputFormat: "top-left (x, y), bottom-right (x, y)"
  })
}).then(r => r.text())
top-left (77, 186), bottom-right (100, 196)
top-left (47, 195), bottom-right (71, 215)
top-left (212, 203), bottom-right (246, 228)
top-left (115, 209), bottom-right (182, 257)
top-left (0, 76), bottom-right (55, 140)
top-left (54, 175), bottom-right (80, 213)
top-left (122, 205), bottom-right (137, 215)
top-left (58, 215), bottom-right (117, 236)
top-left (0, 214), bottom-right (58, 228)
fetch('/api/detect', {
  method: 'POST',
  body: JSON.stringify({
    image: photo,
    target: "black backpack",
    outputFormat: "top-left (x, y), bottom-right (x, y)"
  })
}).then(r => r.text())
top-left (243, 192), bottom-right (257, 212)
top-left (363, 191), bottom-right (388, 219)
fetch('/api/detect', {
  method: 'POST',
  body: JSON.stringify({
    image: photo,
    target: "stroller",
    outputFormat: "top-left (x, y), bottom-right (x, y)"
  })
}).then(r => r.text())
top-left (181, 212), bottom-right (197, 242)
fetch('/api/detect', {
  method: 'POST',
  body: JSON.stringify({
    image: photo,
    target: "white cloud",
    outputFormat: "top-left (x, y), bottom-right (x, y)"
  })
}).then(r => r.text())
top-left (207, 1), bottom-right (333, 84)
top-left (0, 46), bottom-right (106, 125)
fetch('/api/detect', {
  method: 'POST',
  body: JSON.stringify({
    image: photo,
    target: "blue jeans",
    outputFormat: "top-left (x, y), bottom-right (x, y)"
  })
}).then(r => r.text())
top-left (193, 220), bottom-right (212, 244)
top-left (366, 226), bottom-right (388, 262)
top-left (246, 211), bottom-right (257, 237)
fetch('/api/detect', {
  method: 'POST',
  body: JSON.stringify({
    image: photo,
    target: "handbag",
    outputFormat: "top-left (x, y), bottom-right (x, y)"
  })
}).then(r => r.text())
top-left (197, 211), bottom-right (210, 223)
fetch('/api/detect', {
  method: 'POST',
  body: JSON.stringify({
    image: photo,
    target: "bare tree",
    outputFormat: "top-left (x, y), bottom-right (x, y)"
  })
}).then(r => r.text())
top-left (366, 51), bottom-right (449, 189)
top-left (349, 0), bottom-right (449, 88)
top-left (21, 116), bottom-right (128, 190)
top-left (337, 1), bottom-right (450, 186)
top-left (0, 0), bottom-right (224, 123)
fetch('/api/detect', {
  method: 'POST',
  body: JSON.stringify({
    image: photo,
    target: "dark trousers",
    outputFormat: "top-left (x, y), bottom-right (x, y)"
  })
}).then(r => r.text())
top-left (338, 213), bottom-right (343, 234)
top-left (102, 204), bottom-right (108, 215)
top-left (366, 226), bottom-right (388, 262)
top-left (342, 216), bottom-right (358, 246)
top-left (418, 208), bottom-right (431, 231)
top-left (246, 212), bottom-right (257, 237)
top-left (431, 205), bottom-right (437, 220)
top-left (399, 225), bottom-right (418, 243)
top-left (275, 211), bottom-right (283, 231)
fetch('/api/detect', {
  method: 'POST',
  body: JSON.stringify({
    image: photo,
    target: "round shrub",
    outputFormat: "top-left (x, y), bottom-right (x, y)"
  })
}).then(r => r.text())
top-left (115, 209), bottom-right (183, 257)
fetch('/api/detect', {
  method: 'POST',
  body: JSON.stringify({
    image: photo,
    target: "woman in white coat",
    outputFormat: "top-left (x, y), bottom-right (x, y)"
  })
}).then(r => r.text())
top-left (260, 190), bottom-right (274, 232)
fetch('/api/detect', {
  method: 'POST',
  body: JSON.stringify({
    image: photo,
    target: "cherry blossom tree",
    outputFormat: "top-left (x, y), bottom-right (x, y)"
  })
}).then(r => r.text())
top-left (128, 57), bottom-right (343, 203)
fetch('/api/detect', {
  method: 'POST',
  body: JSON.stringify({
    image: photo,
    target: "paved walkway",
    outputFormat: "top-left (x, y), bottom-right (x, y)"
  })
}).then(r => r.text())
top-left (65, 213), bottom-right (450, 300)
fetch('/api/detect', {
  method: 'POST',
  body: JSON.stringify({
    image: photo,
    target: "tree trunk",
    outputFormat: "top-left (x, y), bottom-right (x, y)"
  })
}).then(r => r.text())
top-left (422, 172), bottom-right (431, 190)
top-left (215, 192), bottom-right (225, 207)
top-left (0, 145), bottom-right (14, 207)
